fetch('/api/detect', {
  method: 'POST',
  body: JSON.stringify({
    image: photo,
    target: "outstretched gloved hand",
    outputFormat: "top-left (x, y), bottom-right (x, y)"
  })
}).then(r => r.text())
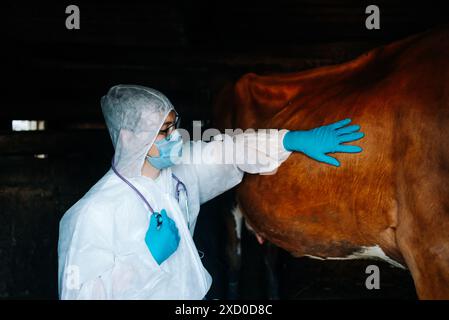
top-left (145, 209), bottom-right (180, 265)
top-left (282, 118), bottom-right (365, 167)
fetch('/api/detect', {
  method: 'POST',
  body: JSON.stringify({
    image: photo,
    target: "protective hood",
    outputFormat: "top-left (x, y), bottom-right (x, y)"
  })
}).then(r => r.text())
top-left (101, 84), bottom-right (175, 178)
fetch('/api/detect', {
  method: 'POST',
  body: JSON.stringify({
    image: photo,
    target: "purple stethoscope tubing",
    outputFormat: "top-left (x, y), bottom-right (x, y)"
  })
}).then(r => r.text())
top-left (111, 157), bottom-right (189, 227)
top-left (111, 157), bottom-right (202, 258)
top-left (172, 173), bottom-right (188, 202)
top-left (111, 157), bottom-right (155, 213)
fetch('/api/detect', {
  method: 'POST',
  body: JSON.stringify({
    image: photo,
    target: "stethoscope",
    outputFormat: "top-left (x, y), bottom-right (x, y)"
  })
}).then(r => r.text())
top-left (111, 157), bottom-right (190, 230)
top-left (111, 157), bottom-right (204, 259)
top-left (111, 158), bottom-right (204, 259)
top-left (172, 173), bottom-right (190, 229)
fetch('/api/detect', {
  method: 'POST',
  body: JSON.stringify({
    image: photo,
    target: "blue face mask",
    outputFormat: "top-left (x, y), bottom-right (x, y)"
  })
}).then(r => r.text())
top-left (146, 130), bottom-right (183, 169)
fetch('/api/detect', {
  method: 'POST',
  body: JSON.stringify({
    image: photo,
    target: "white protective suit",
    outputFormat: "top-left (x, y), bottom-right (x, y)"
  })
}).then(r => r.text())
top-left (58, 84), bottom-right (291, 299)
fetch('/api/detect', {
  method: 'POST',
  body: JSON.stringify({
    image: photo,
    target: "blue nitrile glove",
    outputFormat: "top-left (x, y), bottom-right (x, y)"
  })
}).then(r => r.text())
top-left (145, 209), bottom-right (180, 265)
top-left (283, 118), bottom-right (364, 167)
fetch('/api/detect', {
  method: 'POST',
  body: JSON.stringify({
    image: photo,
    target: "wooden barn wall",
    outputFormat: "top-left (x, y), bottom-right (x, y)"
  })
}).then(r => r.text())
top-left (1, 0), bottom-right (448, 298)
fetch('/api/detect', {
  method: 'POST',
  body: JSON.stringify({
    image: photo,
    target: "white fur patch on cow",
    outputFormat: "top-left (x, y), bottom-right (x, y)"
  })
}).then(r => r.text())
top-left (303, 245), bottom-right (406, 269)
top-left (231, 205), bottom-right (243, 239)
top-left (231, 205), bottom-right (243, 255)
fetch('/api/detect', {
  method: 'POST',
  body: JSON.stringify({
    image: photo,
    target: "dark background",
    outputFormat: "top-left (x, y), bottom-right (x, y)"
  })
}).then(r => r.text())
top-left (2, 0), bottom-right (448, 299)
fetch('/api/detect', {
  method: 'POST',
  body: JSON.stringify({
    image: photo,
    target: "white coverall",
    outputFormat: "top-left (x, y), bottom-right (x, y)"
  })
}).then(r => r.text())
top-left (58, 85), bottom-right (291, 299)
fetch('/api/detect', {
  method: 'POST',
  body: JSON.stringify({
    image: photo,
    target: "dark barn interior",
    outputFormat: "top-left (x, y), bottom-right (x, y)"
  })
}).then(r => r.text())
top-left (2, 0), bottom-right (448, 299)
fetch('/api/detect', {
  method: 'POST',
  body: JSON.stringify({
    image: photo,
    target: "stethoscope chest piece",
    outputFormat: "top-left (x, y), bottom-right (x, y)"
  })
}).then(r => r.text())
top-left (155, 212), bottom-right (163, 230)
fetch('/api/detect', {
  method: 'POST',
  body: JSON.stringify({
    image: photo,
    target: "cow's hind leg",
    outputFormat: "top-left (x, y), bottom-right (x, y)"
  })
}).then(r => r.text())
top-left (396, 170), bottom-right (449, 298)
top-left (231, 204), bottom-right (281, 299)
top-left (225, 205), bottom-right (243, 299)
top-left (396, 218), bottom-right (449, 298)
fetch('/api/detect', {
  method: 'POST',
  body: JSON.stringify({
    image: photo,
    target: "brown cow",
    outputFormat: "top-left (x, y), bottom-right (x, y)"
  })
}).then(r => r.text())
top-left (213, 25), bottom-right (449, 299)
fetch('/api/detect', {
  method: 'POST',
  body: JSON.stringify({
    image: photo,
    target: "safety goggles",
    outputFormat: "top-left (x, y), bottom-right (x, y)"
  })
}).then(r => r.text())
top-left (158, 112), bottom-right (181, 138)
